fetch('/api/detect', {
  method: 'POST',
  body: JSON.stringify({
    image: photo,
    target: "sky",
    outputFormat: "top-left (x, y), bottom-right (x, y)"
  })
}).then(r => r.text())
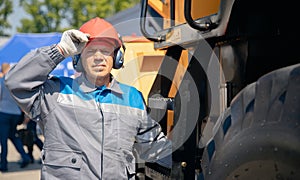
top-left (7, 0), bottom-right (29, 36)
top-left (5, 1), bottom-right (143, 37)
top-left (6, 1), bottom-right (143, 37)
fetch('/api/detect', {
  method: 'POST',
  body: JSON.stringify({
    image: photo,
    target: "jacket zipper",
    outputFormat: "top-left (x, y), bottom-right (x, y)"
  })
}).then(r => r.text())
top-left (97, 102), bottom-right (104, 178)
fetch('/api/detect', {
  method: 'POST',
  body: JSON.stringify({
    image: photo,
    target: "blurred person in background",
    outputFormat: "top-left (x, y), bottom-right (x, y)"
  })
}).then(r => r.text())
top-left (0, 63), bottom-right (9, 78)
top-left (23, 115), bottom-right (44, 164)
top-left (0, 63), bottom-right (31, 172)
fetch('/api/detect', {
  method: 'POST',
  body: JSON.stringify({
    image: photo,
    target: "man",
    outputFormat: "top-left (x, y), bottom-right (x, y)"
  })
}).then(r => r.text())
top-left (5, 17), bottom-right (171, 179)
top-left (0, 63), bottom-right (9, 78)
top-left (23, 115), bottom-right (44, 164)
top-left (0, 63), bottom-right (31, 172)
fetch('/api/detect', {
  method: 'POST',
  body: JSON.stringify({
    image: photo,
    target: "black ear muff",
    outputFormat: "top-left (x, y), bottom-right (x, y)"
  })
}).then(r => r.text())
top-left (113, 48), bottom-right (124, 69)
top-left (72, 54), bottom-right (83, 72)
top-left (113, 35), bottom-right (126, 69)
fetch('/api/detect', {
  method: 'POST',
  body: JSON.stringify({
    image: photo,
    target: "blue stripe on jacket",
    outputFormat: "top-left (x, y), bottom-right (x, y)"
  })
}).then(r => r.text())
top-left (58, 76), bottom-right (145, 110)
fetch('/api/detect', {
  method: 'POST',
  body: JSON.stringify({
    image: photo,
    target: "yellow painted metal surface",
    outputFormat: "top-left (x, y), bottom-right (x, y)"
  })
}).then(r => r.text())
top-left (148, 0), bottom-right (170, 18)
top-left (168, 50), bottom-right (189, 98)
top-left (148, 0), bottom-right (221, 27)
top-left (176, 0), bottom-right (221, 24)
top-left (148, 0), bottom-right (172, 28)
top-left (166, 50), bottom-right (189, 134)
top-left (111, 36), bottom-right (166, 103)
top-left (112, 37), bottom-right (190, 134)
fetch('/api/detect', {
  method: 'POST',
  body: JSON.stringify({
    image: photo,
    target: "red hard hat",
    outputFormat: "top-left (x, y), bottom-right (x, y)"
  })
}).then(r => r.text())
top-left (79, 17), bottom-right (122, 48)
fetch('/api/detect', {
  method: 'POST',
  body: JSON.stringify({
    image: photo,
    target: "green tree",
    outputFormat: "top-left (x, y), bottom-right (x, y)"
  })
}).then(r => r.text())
top-left (17, 0), bottom-right (140, 33)
top-left (0, 0), bottom-right (13, 36)
top-left (18, 0), bottom-right (70, 33)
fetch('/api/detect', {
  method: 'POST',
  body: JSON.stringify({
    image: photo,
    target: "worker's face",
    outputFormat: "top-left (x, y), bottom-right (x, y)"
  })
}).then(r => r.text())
top-left (81, 39), bottom-right (115, 81)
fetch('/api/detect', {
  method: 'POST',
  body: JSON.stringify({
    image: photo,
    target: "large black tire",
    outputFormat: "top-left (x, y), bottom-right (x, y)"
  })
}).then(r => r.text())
top-left (201, 63), bottom-right (300, 180)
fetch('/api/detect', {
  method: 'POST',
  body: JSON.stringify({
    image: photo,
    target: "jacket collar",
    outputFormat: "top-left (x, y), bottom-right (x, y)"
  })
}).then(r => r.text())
top-left (75, 74), bottom-right (123, 94)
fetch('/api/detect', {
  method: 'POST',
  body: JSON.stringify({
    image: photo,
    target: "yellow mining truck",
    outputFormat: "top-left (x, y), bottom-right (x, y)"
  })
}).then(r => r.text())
top-left (121, 0), bottom-right (300, 179)
top-left (111, 35), bottom-right (166, 99)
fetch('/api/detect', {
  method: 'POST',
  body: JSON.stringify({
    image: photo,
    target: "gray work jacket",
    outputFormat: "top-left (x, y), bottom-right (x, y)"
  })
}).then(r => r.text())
top-left (5, 45), bottom-right (171, 180)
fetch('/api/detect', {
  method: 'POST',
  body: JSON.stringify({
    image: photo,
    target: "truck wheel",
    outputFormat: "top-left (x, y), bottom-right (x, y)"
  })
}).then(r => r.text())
top-left (201, 63), bottom-right (300, 180)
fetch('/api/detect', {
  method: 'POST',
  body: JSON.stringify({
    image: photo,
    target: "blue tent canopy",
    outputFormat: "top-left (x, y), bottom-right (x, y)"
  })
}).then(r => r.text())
top-left (0, 33), bottom-right (74, 77)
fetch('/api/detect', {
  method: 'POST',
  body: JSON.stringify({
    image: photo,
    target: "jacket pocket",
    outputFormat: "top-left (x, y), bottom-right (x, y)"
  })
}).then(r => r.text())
top-left (41, 149), bottom-right (84, 180)
top-left (41, 149), bottom-right (83, 169)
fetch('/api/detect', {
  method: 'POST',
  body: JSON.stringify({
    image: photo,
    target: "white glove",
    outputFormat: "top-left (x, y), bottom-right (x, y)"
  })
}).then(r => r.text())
top-left (57, 29), bottom-right (89, 57)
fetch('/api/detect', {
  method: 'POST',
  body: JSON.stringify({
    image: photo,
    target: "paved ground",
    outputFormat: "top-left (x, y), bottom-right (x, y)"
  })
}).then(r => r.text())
top-left (0, 135), bottom-right (43, 180)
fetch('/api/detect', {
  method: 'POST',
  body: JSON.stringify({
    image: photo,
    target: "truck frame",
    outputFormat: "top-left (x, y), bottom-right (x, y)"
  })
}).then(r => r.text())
top-left (135, 0), bottom-right (300, 179)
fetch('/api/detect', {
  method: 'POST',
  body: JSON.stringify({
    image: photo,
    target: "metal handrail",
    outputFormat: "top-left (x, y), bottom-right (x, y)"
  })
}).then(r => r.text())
top-left (184, 0), bottom-right (216, 31)
top-left (140, 0), bottom-right (166, 42)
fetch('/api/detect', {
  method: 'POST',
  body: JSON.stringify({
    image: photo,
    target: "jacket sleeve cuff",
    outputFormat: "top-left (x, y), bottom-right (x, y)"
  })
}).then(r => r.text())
top-left (48, 44), bottom-right (65, 65)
